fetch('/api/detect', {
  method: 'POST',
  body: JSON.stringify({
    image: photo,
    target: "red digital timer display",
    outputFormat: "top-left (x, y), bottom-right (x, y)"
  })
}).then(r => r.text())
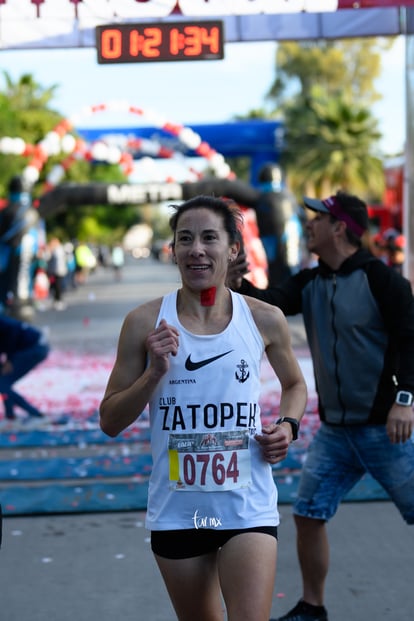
top-left (96, 21), bottom-right (224, 64)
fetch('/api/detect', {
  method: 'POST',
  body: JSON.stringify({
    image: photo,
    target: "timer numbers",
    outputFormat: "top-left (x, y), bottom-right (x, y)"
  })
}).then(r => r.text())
top-left (96, 21), bottom-right (224, 64)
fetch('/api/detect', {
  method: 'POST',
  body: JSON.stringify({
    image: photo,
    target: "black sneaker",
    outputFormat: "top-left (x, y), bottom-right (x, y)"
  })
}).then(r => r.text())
top-left (270, 599), bottom-right (328, 621)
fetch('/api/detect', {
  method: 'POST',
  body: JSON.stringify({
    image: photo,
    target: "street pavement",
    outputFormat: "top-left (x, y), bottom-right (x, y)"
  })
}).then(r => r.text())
top-left (1, 256), bottom-right (413, 621)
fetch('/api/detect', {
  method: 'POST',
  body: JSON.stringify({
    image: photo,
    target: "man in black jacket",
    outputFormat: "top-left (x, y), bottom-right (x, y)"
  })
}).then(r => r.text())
top-left (229, 191), bottom-right (414, 621)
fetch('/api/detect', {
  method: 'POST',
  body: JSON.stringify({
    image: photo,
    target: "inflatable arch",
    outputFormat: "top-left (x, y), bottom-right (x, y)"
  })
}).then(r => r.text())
top-left (0, 100), bottom-right (235, 192)
top-left (1, 101), bottom-right (280, 313)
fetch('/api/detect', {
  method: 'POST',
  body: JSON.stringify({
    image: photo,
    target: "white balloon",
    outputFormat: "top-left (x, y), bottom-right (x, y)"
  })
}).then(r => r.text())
top-left (61, 134), bottom-right (77, 154)
top-left (91, 142), bottom-right (109, 160)
top-left (178, 128), bottom-right (202, 150)
top-left (11, 137), bottom-right (26, 155)
top-left (22, 166), bottom-right (40, 185)
top-left (47, 165), bottom-right (65, 186)
top-left (0, 137), bottom-right (14, 153)
top-left (106, 146), bottom-right (122, 164)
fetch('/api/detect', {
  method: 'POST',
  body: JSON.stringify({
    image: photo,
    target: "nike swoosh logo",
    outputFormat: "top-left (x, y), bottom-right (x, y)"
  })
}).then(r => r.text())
top-left (185, 350), bottom-right (233, 371)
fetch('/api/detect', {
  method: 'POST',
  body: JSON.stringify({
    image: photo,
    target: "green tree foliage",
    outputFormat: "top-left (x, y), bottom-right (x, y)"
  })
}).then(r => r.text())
top-left (267, 38), bottom-right (392, 107)
top-left (0, 87), bottom-right (34, 196)
top-left (2, 72), bottom-right (62, 139)
top-left (281, 95), bottom-right (385, 200)
top-left (0, 73), bottom-right (64, 196)
top-left (239, 38), bottom-right (394, 202)
top-left (0, 72), bottom-right (135, 242)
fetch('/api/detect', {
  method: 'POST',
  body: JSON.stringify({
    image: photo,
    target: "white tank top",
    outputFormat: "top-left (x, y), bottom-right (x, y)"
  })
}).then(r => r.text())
top-left (145, 289), bottom-right (279, 531)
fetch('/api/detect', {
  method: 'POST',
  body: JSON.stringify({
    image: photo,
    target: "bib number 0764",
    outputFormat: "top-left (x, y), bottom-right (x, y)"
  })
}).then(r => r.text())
top-left (168, 430), bottom-right (252, 491)
top-left (183, 451), bottom-right (239, 486)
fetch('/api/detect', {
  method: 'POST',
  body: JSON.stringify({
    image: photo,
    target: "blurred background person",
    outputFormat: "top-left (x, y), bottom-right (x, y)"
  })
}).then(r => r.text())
top-left (0, 314), bottom-right (49, 422)
top-left (253, 164), bottom-right (305, 285)
top-left (47, 237), bottom-right (68, 310)
top-left (111, 243), bottom-right (125, 281)
top-left (74, 241), bottom-right (97, 285)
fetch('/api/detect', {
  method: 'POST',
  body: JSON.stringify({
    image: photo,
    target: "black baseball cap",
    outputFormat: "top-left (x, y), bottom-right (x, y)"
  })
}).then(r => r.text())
top-left (303, 193), bottom-right (368, 238)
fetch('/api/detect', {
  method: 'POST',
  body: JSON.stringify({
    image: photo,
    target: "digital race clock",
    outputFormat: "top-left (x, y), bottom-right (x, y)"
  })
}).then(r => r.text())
top-left (96, 21), bottom-right (224, 64)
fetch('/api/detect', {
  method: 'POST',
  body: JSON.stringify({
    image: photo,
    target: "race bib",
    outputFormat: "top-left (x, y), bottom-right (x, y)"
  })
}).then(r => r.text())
top-left (168, 430), bottom-right (251, 492)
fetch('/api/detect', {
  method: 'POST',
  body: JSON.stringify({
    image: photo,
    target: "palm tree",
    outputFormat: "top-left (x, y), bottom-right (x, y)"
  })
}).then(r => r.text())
top-left (281, 95), bottom-right (385, 201)
top-left (2, 71), bottom-right (58, 110)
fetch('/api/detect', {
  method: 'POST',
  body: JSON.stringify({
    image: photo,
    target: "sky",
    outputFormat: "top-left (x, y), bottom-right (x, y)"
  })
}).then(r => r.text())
top-left (0, 35), bottom-right (406, 159)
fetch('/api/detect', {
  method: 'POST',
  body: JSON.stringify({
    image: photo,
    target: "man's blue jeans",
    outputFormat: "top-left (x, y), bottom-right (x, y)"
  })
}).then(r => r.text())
top-left (294, 422), bottom-right (414, 525)
top-left (0, 341), bottom-right (49, 418)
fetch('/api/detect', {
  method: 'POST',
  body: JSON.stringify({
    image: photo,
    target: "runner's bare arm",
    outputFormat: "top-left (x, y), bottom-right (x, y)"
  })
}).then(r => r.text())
top-left (246, 297), bottom-right (307, 464)
top-left (99, 300), bottom-right (179, 437)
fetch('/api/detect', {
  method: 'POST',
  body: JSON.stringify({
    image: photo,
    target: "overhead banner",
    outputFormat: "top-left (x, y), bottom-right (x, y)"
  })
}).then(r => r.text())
top-left (0, 1), bottom-right (413, 49)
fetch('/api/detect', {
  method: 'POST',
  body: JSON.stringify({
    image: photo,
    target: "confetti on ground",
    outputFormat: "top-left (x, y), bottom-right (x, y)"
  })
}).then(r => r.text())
top-left (0, 349), bottom-right (388, 515)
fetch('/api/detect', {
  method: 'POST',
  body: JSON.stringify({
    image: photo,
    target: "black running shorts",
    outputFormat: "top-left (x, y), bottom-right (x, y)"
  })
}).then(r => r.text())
top-left (151, 525), bottom-right (278, 559)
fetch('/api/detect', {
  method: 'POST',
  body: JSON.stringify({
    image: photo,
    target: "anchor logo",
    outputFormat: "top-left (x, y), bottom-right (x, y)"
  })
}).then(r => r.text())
top-left (235, 359), bottom-right (250, 383)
